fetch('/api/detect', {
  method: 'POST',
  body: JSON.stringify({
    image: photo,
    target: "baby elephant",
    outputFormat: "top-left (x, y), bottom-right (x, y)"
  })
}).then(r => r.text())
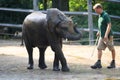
top-left (22, 8), bottom-right (81, 72)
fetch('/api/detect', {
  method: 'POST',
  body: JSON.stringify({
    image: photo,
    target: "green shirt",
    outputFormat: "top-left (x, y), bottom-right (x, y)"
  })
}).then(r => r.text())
top-left (98, 11), bottom-right (113, 38)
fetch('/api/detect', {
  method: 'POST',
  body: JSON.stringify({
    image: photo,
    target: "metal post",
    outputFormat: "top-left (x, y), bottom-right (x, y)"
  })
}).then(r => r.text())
top-left (33, 0), bottom-right (39, 11)
top-left (87, 0), bottom-right (94, 45)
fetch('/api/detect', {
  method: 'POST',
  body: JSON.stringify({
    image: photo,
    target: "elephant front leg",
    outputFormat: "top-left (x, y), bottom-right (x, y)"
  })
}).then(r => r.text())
top-left (53, 53), bottom-right (60, 71)
top-left (51, 45), bottom-right (70, 72)
top-left (59, 52), bottom-right (70, 72)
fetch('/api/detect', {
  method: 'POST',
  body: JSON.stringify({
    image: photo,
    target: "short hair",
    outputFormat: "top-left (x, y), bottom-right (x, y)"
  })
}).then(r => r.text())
top-left (93, 3), bottom-right (102, 9)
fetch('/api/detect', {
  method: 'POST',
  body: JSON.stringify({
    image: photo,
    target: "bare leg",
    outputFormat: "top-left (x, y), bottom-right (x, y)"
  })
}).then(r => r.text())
top-left (98, 49), bottom-right (102, 60)
top-left (111, 48), bottom-right (115, 60)
top-left (107, 48), bottom-right (116, 69)
top-left (91, 49), bottom-right (102, 69)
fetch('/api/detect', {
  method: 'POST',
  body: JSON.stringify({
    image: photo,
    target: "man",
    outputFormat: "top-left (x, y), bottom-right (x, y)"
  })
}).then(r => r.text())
top-left (91, 3), bottom-right (116, 69)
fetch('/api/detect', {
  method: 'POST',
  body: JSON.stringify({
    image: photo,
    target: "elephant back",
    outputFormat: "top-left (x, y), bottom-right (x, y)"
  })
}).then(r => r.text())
top-left (24, 11), bottom-right (46, 24)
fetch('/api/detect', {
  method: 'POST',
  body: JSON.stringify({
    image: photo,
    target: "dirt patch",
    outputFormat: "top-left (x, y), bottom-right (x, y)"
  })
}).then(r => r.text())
top-left (0, 39), bottom-right (120, 80)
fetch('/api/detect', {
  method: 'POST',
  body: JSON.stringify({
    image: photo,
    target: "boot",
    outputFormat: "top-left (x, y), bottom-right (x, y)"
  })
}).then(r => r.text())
top-left (91, 60), bottom-right (102, 69)
top-left (107, 60), bottom-right (116, 69)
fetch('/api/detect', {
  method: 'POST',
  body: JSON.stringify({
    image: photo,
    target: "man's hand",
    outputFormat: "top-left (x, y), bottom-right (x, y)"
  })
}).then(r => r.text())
top-left (103, 35), bottom-right (108, 43)
top-left (96, 32), bottom-right (100, 37)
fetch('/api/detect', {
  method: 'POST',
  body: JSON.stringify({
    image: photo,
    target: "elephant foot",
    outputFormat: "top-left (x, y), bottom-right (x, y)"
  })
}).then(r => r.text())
top-left (53, 66), bottom-right (60, 71)
top-left (27, 64), bottom-right (33, 70)
top-left (61, 66), bottom-right (70, 72)
top-left (39, 64), bottom-right (47, 69)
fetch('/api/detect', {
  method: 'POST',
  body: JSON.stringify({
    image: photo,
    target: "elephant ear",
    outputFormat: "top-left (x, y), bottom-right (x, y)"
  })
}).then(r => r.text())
top-left (47, 8), bottom-right (67, 32)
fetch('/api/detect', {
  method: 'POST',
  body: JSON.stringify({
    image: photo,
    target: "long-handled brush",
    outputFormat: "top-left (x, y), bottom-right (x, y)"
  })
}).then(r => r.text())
top-left (91, 36), bottom-right (99, 57)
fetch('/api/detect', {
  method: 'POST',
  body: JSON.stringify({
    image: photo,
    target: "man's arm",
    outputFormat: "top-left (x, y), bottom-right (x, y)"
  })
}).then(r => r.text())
top-left (104, 23), bottom-right (111, 41)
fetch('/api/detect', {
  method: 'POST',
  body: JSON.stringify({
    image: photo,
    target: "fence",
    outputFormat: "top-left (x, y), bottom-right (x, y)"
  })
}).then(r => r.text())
top-left (0, 7), bottom-right (120, 33)
top-left (0, 1), bottom-right (120, 45)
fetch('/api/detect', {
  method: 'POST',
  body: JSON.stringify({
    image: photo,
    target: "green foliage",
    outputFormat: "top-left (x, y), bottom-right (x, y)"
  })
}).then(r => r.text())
top-left (69, 0), bottom-right (120, 44)
top-left (102, 2), bottom-right (120, 15)
top-left (69, 0), bottom-right (87, 11)
top-left (38, 0), bottom-right (52, 10)
top-left (39, 3), bottom-right (44, 10)
top-left (72, 15), bottom-right (88, 28)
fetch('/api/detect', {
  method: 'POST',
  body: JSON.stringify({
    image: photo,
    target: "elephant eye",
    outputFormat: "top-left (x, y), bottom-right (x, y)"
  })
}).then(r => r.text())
top-left (61, 27), bottom-right (68, 31)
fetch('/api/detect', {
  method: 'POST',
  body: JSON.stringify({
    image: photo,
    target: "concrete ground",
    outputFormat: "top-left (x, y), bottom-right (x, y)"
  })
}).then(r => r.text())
top-left (0, 39), bottom-right (120, 80)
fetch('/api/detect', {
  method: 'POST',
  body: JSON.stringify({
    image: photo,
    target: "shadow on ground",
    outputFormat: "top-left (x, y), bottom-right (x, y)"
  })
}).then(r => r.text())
top-left (0, 54), bottom-right (120, 80)
top-left (0, 39), bottom-right (120, 80)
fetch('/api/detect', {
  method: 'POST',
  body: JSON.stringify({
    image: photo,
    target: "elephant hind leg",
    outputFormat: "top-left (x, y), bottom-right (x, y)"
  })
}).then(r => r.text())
top-left (25, 44), bottom-right (34, 69)
top-left (23, 38), bottom-right (33, 69)
top-left (38, 47), bottom-right (47, 69)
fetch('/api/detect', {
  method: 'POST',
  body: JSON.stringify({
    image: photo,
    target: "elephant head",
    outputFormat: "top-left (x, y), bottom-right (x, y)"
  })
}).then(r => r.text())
top-left (47, 8), bottom-right (81, 40)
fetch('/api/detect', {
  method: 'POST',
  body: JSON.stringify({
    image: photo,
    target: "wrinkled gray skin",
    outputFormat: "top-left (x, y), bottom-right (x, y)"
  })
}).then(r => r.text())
top-left (22, 8), bottom-right (81, 72)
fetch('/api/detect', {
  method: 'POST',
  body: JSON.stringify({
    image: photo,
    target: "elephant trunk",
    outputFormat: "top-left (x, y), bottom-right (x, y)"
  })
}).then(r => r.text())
top-left (66, 27), bottom-right (82, 40)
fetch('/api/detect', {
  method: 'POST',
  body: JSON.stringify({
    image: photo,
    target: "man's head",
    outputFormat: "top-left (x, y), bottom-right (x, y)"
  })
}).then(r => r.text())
top-left (93, 3), bottom-right (103, 14)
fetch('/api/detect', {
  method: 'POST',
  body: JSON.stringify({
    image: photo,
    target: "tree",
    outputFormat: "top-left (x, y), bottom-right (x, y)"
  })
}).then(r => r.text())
top-left (69, 0), bottom-right (87, 11)
top-left (39, 0), bottom-right (69, 11)
top-left (52, 0), bottom-right (69, 11)
top-left (43, 0), bottom-right (47, 10)
top-left (38, 0), bottom-right (48, 10)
